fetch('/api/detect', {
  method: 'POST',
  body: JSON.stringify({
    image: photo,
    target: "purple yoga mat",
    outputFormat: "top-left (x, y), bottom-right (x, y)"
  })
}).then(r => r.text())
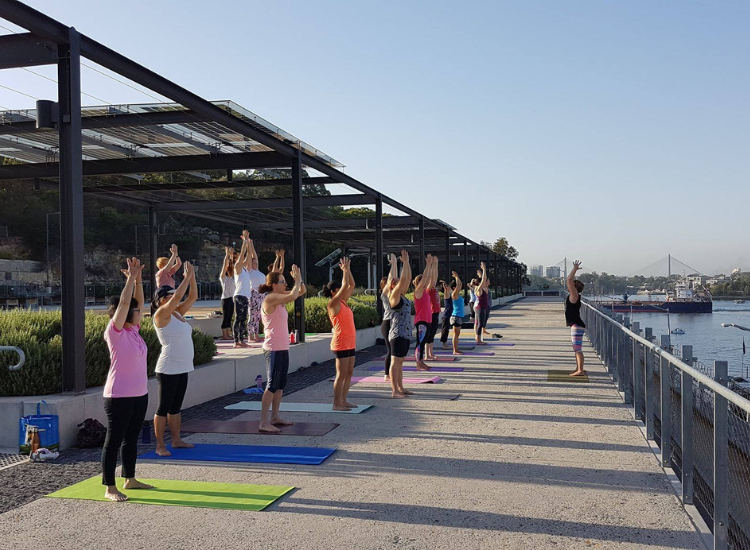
top-left (434, 351), bottom-right (494, 356)
top-left (375, 355), bottom-right (457, 362)
top-left (334, 376), bottom-right (442, 384)
top-left (367, 366), bottom-right (464, 373)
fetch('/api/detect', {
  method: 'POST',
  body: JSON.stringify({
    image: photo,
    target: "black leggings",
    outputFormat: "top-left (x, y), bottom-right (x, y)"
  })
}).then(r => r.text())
top-left (155, 373), bottom-right (189, 417)
top-left (102, 394), bottom-right (148, 486)
top-left (425, 312), bottom-right (440, 344)
top-left (440, 308), bottom-right (452, 344)
top-left (233, 295), bottom-right (249, 343)
top-left (381, 319), bottom-right (391, 376)
top-left (415, 321), bottom-right (429, 361)
top-left (221, 297), bottom-right (234, 330)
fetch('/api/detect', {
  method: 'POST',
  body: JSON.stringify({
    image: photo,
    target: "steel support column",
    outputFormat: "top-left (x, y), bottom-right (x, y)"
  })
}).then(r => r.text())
top-left (419, 216), bottom-right (425, 273)
top-left (714, 361), bottom-right (729, 550)
top-left (58, 27), bottom-right (85, 393)
top-left (375, 197), bottom-right (384, 321)
top-left (463, 241), bottom-right (468, 302)
top-left (291, 150), bottom-right (305, 343)
top-left (148, 207), bottom-right (158, 300)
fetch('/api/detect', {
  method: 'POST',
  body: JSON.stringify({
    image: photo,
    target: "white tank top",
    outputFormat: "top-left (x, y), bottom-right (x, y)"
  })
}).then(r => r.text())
top-left (234, 268), bottom-right (252, 297)
top-left (155, 314), bottom-right (195, 374)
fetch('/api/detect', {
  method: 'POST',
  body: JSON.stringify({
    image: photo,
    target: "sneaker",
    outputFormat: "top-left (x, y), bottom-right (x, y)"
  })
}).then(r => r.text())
top-left (30, 448), bottom-right (59, 462)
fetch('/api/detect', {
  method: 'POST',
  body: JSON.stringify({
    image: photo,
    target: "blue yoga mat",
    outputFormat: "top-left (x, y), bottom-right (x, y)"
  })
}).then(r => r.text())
top-left (140, 443), bottom-right (336, 465)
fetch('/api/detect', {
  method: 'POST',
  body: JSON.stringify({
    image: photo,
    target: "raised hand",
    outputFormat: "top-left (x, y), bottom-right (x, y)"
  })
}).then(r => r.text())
top-left (481, 261), bottom-right (486, 270)
top-left (241, 230), bottom-right (249, 241)
top-left (170, 244), bottom-right (178, 255)
top-left (290, 264), bottom-right (302, 284)
top-left (121, 257), bottom-right (143, 280)
top-left (573, 260), bottom-right (583, 270)
top-left (400, 250), bottom-right (409, 264)
top-left (452, 271), bottom-right (459, 278)
top-left (183, 261), bottom-right (194, 280)
top-left (389, 253), bottom-right (397, 265)
top-left (339, 257), bottom-right (350, 272)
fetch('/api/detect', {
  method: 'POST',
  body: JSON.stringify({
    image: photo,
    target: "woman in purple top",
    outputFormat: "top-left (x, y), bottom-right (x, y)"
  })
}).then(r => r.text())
top-left (101, 257), bottom-right (153, 502)
top-left (474, 262), bottom-right (490, 344)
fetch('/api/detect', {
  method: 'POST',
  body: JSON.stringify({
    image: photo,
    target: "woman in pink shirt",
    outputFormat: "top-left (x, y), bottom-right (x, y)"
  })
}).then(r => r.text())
top-left (101, 257), bottom-right (153, 502)
top-left (155, 243), bottom-right (181, 288)
top-left (413, 254), bottom-right (438, 371)
top-left (257, 265), bottom-right (306, 433)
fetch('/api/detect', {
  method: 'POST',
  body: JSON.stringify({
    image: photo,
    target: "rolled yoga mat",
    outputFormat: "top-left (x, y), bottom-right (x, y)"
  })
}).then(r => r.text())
top-left (226, 402), bottom-right (373, 414)
top-left (344, 391), bottom-right (461, 401)
top-left (181, 419), bottom-right (340, 436)
top-left (367, 365), bottom-right (464, 373)
top-left (140, 443), bottom-right (336, 465)
top-left (338, 375), bottom-right (442, 384)
top-left (47, 476), bottom-right (294, 511)
top-left (547, 369), bottom-right (589, 383)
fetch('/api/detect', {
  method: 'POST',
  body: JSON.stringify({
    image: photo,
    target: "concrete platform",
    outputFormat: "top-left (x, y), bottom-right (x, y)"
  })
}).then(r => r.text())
top-left (0, 298), bottom-right (704, 549)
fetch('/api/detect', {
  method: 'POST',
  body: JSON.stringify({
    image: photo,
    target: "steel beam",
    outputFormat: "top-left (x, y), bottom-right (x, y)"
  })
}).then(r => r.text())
top-left (0, 110), bottom-right (203, 135)
top-left (291, 150), bottom-right (305, 343)
top-left (0, 32), bottom-right (57, 69)
top-left (82, 176), bottom-right (334, 194)
top-left (375, 197), bottom-right (384, 320)
top-left (151, 193), bottom-right (373, 213)
top-left (57, 27), bottom-right (86, 393)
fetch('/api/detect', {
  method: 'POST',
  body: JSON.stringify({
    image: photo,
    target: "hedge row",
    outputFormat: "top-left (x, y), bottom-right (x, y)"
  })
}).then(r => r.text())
top-left (0, 310), bottom-right (216, 397)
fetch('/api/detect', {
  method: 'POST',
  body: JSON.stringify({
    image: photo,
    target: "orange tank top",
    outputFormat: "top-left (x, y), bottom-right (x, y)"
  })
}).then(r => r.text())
top-left (329, 301), bottom-right (356, 351)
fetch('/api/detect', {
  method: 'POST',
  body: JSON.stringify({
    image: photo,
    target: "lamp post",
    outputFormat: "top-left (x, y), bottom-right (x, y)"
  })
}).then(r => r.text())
top-left (46, 211), bottom-right (60, 289)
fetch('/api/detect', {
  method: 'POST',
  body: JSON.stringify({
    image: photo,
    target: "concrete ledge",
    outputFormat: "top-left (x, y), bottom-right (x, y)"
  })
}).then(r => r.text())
top-left (0, 325), bottom-right (381, 452)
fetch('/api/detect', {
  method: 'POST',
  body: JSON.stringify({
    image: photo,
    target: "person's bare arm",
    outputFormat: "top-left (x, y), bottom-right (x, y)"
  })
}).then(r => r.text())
top-left (176, 264), bottom-right (198, 316)
top-left (264, 264), bottom-right (305, 308)
top-left (277, 249), bottom-right (285, 273)
top-left (386, 253), bottom-right (398, 287)
top-left (234, 232), bottom-right (249, 272)
top-left (341, 257), bottom-right (355, 302)
top-left (133, 259), bottom-right (145, 309)
top-left (390, 250), bottom-right (412, 308)
top-left (476, 262), bottom-right (488, 296)
top-left (567, 260), bottom-right (582, 303)
top-left (328, 258), bottom-right (350, 314)
top-left (414, 254), bottom-right (433, 298)
top-left (154, 262), bottom-right (193, 327)
top-left (451, 272), bottom-right (462, 300)
top-left (113, 258), bottom-right (142, 330)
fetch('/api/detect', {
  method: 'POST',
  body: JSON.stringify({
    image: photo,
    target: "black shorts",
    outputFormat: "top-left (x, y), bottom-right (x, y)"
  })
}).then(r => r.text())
top-left (333, 348), bottom-right (356, 359)
top-left (450, 316), bottom-right (464, 327)
top-left (389, 337), bottom-right (411, 358)
top-left (264, 349), bottom-right (289, 393)
top-left (155, 372), bottom-right (189, 417)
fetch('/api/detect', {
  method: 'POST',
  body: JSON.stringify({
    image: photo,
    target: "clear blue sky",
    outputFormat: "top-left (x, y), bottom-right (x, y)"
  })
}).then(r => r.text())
top-left (2, 1), bottom-right (749, 275)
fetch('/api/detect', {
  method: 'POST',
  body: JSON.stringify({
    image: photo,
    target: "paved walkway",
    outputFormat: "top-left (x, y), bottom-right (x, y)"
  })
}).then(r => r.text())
top-left (0, 298), bottom-right (704, 549)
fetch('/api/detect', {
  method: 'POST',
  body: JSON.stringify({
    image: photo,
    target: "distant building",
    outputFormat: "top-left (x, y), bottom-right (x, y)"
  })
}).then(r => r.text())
top-left (686, 275), bottom-right (705, 289)
top-left (530, 265), bottom-right (544, 277)
top-left (732, 268), bottom-right (742, 278)
top-left (545, 266), bottom-right (561, 278)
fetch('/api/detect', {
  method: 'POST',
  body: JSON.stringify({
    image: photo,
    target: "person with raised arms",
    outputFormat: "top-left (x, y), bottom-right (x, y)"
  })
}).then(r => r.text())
top-left (424, 256), bottom-right (441, 360)
top-left (473, 262), bottom-right (490, 345)
top-left (155, 244), bottom-right (182, 289)
top-left (326, 257), bottom-right (358, 410)
top-left (388, 250), bottom-right (414, 398)
top-left (266, 249), bottom-right (285, 276)
top-left (246, 237), bottom-right (266, 343)
top-left (450, 271), bottom-right (465, 355)
top-left (219, 246), bottom-right (236, 341)
top-left (232, 231), bottom-right (252, 348)
top-left (412, 254), bottom-right (438, 371)
top-left (379, 253), bottom-right (398, 381)
top-left (439, 279), bottom-right (453, 349)
top-left (152, 261), bottom-right (198, 457)
top-left (257, 264), bottom-right (307, 432)
top-left (101, 257), bottom-right (152, 501)
top-left (566, 260), bottom-right (587, 377)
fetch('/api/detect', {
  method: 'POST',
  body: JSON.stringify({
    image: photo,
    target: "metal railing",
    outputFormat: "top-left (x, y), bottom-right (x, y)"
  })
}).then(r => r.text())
top-left (581, 299), bottom-right (750, 550)
top-left (0, 345), bottom-right (25, 371)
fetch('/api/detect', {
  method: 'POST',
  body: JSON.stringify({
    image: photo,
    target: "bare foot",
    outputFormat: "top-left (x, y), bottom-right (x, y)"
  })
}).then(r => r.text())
top-left (426, 355), bottom-right (437, 360)
top-left (104, 487), bottom-right (128, 502)
top-left (271, 417), bottom-right (294, 426)
top-left (453, 350), bottom-right (464, 355)
top-left (155, 446), bottom-right (171, 457)
top-left (123, 478), bottom-right (153, 490)
top-left (383, 375), bottom-right (391, 382)
top-left (234, 342), bottom-right (250, 348)
top-left (391, 392), bottom-right (406, 399)
top-left (402, 389), bottom-right (415, 395)
top-left (344, 402), bottom-right (359, 408)
top-left (569, 370), bottom-right (587, 377)
top-left (171, 439), bottom-right (194, 449)
top-left (258, 422), bottom-right (281, 433)
top-left (416, 366), bottom-right (431, 371)
top-left (442, 343), bottom-right (449, 349)
top-left (333, 404), bottom-right (352, 411)
top-left (475, 341), bottom-right (488, 346)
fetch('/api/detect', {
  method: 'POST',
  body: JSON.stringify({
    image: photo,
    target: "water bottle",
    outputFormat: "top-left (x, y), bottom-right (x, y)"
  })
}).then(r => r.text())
top-left (255, 375), bottom-right (263, 389)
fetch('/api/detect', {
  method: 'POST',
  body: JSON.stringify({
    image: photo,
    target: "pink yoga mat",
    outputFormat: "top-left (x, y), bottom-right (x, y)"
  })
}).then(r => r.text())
top-left (333, 376), bottom-right (442, 384)
top-left (367, 366), bottom-right (464, 373)
top-left (376, 356), bottom-right (456, 362)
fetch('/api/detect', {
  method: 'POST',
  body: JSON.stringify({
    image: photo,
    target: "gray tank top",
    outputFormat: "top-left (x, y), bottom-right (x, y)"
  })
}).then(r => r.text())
top-left (381, 292), bottom-right (394, 321)
top-left (388, 296), bottom-right (413, 340)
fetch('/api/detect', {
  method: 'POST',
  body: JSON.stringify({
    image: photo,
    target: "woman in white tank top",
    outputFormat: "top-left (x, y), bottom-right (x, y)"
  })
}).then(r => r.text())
top-left (151, 262), bottom-right (198, 457)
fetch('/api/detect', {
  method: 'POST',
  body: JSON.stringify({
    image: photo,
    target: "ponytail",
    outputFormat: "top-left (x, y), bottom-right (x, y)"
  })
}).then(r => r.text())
top-left (258, 271), bottom-right (283, 293)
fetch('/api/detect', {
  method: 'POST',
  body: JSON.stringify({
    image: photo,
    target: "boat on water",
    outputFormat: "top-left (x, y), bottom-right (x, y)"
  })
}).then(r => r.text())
top-left (671, 328), bottom-right (686, 335)
top-left (599, 281), bottom-right (713, 314)
top-left (735, 299), bottom-right (746, 304)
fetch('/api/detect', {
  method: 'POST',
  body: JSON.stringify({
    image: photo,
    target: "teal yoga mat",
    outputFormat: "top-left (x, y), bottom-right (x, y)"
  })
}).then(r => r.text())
top-left (225, 402), bottom-right (373, 414)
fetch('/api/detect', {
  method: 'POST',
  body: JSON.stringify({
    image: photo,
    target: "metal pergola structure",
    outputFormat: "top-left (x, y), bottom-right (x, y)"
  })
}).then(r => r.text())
top-left (0, 1), bottom-right (523, 393)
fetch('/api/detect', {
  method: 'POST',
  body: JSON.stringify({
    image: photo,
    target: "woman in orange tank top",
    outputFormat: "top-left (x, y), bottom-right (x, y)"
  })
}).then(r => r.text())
top-left (325, 257), bottom-right (357, 411)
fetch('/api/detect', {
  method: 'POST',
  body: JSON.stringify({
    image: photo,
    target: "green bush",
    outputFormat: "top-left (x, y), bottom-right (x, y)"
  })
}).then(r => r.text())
top-left (284, 296), bottom-right (379, 333)
top-left (0, 310), bottom-right (216, 397)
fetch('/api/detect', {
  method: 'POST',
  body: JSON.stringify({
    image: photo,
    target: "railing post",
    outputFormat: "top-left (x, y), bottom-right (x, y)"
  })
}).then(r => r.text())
top-left (713, 360), bottom-right (729, 550)
top-left (680, 345), bottom-right (694, 505)
top-left (645, 327), bottom-right (653, 342)
top-left (644, 346), bottom-right (655, 439)
top-left (660, 343), bottom-right (672, 467)
top-left (633, 340), bottom-right (642, 419)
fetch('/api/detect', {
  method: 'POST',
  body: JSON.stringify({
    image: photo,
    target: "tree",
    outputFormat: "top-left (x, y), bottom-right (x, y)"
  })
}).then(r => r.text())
top-left (487, 237), bottom-right (519, 260)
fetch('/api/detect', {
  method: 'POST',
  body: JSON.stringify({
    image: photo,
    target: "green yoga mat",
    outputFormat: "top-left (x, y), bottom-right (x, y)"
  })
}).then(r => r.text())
top-left (47, 476), bottom-right (293, 511)
top-left (547, 370), bottom-right (589, 382)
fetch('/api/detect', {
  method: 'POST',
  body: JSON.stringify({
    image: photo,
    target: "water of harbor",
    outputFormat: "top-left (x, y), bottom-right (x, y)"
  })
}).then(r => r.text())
top-left (607, 300), bottom-right (750, 378)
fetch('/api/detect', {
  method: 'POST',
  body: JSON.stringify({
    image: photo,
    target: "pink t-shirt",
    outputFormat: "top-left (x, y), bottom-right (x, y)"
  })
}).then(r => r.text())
top-left (103, 321), bottom-right (149, 398)
top-left (261, 297), bottom-right (290, 352)
top-left (414, 290), bottom-right (433, 324)
top-left (155, 266), bottom-right (177, 288)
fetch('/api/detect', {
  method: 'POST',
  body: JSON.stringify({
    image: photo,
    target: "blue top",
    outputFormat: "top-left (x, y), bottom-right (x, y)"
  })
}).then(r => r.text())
top-left (452, 296), bottom-right (465, 317)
